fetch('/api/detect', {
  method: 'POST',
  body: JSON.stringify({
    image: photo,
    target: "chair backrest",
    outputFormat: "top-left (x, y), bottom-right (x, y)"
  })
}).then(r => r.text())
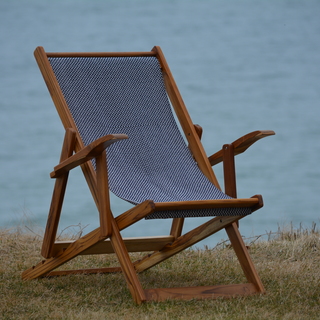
top-left (37, 47), bottom-right (251, 218)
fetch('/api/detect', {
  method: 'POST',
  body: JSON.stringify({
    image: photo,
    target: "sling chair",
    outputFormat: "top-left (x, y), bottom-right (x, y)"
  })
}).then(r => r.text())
top-left (22, 46), bottom-right (275, 304)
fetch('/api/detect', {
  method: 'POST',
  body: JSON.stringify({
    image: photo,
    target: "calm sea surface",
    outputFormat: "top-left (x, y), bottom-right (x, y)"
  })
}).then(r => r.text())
top-left (1, 0), bottom-right (319, 247)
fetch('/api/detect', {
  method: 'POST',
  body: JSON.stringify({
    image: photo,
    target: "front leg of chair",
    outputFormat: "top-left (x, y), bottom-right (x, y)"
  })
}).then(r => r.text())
top-left (221, 145), bottom-right (264, 292)
top-left (96, 150), bottom-right (112, 238)
top-left (222, 143), bottom-right (239, 227)
top-left (109, 217), bottom-right (147, 304)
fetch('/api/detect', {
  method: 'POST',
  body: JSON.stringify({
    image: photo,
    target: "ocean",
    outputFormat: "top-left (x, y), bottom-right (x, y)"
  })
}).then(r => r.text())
top-left (1, 0), bottom-right (319, 247)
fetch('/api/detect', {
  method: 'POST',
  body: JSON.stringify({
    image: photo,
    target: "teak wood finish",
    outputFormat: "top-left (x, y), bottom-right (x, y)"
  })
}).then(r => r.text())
top-left (22, 46), bottom-right (275, 304)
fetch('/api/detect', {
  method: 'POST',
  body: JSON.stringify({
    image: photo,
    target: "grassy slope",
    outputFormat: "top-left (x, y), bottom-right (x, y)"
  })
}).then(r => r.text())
top-left (0, 227), bottom-right (319, 320)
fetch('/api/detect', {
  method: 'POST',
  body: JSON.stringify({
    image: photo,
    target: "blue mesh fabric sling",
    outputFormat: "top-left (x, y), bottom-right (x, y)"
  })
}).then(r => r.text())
top-left (47, 55), bottom-right (251, 219)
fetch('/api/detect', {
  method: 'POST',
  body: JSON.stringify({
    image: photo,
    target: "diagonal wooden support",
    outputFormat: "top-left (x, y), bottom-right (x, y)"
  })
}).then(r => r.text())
top-left (135, 214), bottom-right (245, 273)
top-left (48, 200), bottom-right (156, 257)
top-left (23, 200), bottom-right (157, 279)
top-left (22, 228), bottom-right (106, 280)
top-left (135, 214), bottom-right (264, 302)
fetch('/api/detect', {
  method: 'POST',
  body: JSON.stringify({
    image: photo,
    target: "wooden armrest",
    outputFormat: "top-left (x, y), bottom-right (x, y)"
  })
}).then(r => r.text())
top-left (50, 134), bottom-right (128, 178)
top-left (208, 130), bottom-right (275, 166)
top-left (154, 195), bottom-right (262, 211)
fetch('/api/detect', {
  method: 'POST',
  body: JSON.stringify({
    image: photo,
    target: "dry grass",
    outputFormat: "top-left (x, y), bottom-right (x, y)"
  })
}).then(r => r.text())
top-left (0, 224), bottom-right (319, 320)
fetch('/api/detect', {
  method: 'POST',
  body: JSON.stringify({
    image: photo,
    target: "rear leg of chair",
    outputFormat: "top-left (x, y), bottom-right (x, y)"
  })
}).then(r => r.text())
top-left (41, 128), bottom-right (76, 258)
top-left (134, 215), bottom-right (264, 301)
top-left (225, 222), bottom-right (265, 293)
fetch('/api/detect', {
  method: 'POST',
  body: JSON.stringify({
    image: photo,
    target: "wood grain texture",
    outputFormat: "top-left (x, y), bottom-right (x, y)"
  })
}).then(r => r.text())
top-left (115, 200), bottom-right (155, 230)
top-left (152, 46), bottom-right (221, 189)
top-left (154, 198), bottom-right (260, 211)
top-left (109, 217), bottom-right (147, 304)
top-left (170, 218), bottom-right (185, 239)
top-left (22, 228), bottom-right (106, 280)
top-left (225, 223), bottom-right (265, 293)
top-left (145, 283), bottom-right (258, 302)
top-left (209, 130), bottom-right (275, 166)
top-left (41, 128), bottom-right (76, 258)
top-left (135, 215), bottom-right (245, 273)
top-left (46, 51), bottom-right (156, 58)
top-left (46, 267), bottom-right (122, 277)
top-left (223, 143), bottom-right (237, 198)
top-left (51, 236), bottom-right (175, 256)
top-left (96, 150), bottom-right (112, 237)
top-left (50, 134), bottom-right (128, 178)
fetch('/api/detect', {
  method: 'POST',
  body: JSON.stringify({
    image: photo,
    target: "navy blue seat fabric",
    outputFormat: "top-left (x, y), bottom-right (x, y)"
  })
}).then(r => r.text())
top-left (48, 56), bottom-right (251, 218)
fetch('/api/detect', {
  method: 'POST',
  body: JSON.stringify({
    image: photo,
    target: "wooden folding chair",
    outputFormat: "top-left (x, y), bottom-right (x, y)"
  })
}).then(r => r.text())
top-left (22, 46), bottom-right (275, 304)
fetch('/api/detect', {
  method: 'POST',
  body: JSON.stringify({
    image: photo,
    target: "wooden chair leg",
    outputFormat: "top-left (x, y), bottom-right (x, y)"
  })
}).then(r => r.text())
top-left (223, 143), bottom-right (239, 227)
top-left (109, 217), bottom-right (147, 304)
top-left (41, 128), bottom-right (76, 258)
top-left (170, 218), bottom-right (184, 238)
top-left (225, 222), bottom-right (265, 293)
top-left (222, 144), bottom-right (237, 198)
top-left (134, 217), bottom-right (264, 302)
top-left (95, 150), bottom-right (112, 238)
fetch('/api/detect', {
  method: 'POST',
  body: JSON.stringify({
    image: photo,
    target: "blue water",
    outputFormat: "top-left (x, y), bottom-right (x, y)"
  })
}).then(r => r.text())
top-left (1, 0), bottom-right (319, 247)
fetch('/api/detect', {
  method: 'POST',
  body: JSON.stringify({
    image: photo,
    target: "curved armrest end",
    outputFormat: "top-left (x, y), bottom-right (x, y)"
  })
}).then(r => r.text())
top-left (208, 130), bottom-right (275, 166)
top-left (232, 130), bottom-right (275, 155)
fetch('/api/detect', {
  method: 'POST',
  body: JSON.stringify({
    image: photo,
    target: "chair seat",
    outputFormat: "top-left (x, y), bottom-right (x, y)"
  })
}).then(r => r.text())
top-left (48, 55), bottom-right (250, 219)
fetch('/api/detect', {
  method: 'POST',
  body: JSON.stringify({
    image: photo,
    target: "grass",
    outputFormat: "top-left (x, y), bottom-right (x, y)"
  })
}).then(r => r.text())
top-left (0, 224), bottom-right (319, 320)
